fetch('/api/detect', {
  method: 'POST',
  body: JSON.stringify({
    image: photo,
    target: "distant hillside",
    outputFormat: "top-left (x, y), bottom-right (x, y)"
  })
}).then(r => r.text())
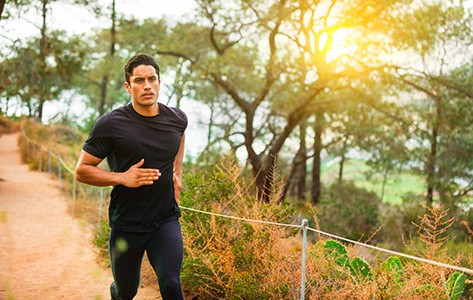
top-left (321, 157), bottom-right (425, 205)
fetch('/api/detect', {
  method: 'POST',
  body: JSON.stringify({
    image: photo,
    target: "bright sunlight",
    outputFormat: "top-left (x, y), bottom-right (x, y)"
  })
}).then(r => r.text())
top-left (318, 27), bottom-right (359, 63)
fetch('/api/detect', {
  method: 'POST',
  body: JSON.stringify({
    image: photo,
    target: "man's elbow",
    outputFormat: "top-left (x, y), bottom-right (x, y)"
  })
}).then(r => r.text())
top-left (75, 167), bottom-right (86, 183)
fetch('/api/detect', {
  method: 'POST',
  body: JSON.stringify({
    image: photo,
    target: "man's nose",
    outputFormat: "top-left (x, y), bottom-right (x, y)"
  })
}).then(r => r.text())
top-left (144, 79), bottom-right (152, 88)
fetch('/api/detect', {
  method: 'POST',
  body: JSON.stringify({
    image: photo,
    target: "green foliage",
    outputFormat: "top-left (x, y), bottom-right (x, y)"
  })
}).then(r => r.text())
top-left (445, 272), bottom-right (466, 300)
top-left (1, 31), bottom-right (88, 120)
top-left (180, 156), bottom-right (300, 299)
top-left (321, 240), bottom-right (349, 267)
top-left (318, 181), bottom-right (382, 241)
top-left (382, 256), bottom-right (403, 283)
top-left (319, 240), bottom-right (373, 283)
top-left (94, 219), bottom-right (111, 261)
top-left (348, 257), bottom-right (372, 281)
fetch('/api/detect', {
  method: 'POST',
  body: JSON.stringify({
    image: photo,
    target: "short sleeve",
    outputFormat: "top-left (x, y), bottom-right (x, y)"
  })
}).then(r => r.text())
top-left (82, 114), bottom-right (114, 159)
top-left (173, 107), bottom-right (188, 132)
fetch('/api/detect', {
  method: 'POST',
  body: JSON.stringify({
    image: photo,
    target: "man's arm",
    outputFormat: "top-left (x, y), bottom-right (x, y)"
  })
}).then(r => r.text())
top-left (75, 150), bottom-right (161, 188)
top-left (173, 134), bottom-right (186, 203)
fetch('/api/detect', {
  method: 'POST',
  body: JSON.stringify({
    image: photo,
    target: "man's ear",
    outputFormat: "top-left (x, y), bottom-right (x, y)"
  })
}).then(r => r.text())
top-left (124, 82), bottom-right (131, 94)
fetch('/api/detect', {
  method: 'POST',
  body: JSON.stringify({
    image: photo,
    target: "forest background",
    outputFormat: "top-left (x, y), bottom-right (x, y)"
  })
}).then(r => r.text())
top-left (1, 0), bottom-right (472, 299)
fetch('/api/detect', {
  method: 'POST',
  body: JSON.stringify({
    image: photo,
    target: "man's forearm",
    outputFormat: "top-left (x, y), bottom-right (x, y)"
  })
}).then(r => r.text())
top-left (76, 156), bottom-right (160, 188)
top-left (75, 165), bottom-right (123, 187)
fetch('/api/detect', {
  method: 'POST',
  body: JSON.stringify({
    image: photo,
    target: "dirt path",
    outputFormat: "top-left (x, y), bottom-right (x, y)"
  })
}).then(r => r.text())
top-left (0, 133), bottom-right (159, 300)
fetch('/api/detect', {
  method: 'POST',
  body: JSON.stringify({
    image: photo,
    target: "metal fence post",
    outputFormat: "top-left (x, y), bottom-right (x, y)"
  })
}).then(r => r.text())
top-left (32, 143), bottom-right (36, 161)
top-left (99, 186), bottom-right (104, 221)
top-left (72, 177), bottom-right (76, 222)
top-left (301, 219), bottom-right (308, 300)
top-left (39, 146), bottom-right (43, 171)
top-left (58, 157), bottom-right (62, 192)
top-left (25, 138), bottom-right (29, 158)
top-left (48, 150), bottom-right (52, 175)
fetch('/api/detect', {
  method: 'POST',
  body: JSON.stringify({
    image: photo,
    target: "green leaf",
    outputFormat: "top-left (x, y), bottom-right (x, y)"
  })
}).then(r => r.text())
top-left (382, 256), bottom-right (402, 282)
top-left (322, 240), bottom-right (350, 267)
top-left (445, 272), bottom-right (466, 300)
top-left (348, 257), bottom-right (372, 281)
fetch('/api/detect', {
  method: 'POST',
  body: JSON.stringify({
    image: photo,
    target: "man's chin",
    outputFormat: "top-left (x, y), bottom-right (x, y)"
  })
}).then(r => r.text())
top-left (137, 100), bottom-right (157, 106)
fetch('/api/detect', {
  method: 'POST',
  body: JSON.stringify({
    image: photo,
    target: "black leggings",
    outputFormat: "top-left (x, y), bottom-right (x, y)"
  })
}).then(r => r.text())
top-left (109, 219), bottom-right (184, 300)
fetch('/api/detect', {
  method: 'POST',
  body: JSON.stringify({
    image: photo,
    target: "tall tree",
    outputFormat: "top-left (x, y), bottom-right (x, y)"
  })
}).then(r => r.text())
top-left (1, 0), bottom-right (98, 121)
top-left (97, 0), bottom-right (116, 116)
top-left (389, 2), bottom-right (473, 207)
top-left (163, 0), bottom-right (417, 203)
top-left (0, 32), bottom-right (88, 118)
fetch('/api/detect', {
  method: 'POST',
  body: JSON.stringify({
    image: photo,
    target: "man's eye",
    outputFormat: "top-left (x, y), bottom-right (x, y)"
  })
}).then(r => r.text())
top-left (135, 78), bottom-right (144, 83)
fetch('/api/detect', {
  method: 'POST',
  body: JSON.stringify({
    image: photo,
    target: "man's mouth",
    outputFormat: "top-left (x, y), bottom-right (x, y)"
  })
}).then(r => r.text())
top-left (142, 93), bottom-right (154, 98)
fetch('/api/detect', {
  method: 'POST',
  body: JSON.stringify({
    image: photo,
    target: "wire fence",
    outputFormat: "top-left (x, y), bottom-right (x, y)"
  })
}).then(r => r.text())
top-left (18, 129), bottom-right (473, 299)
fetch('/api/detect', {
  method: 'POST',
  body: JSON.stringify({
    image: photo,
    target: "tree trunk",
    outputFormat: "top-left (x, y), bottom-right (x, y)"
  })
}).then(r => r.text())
top-left (0, 0), bottom-right (6, 21)
top-left (286, 121), bottom-right (307, 201)
top-left (280, 122), bottom-right (308, 203)
top-left (380, 165), bottom-right (390, 202)
top-left (37, 0), bottom-right (48, 122)
top-left (98, 0), bottom-right (116, 116)
top-left (311, 112), bottom-right (324, 205)
top-left (295, 122), bottom-right (307, 201)
top-left (338, 139), bottom-right (347, 184)
top-left (426, 124), bottom-right (438, 207)
top-left (255, 107), bottom-right (309, 202)
top-left (426, 96), bottom-right (441, 207)
top-left (98, 76), bottom-right (108, 116)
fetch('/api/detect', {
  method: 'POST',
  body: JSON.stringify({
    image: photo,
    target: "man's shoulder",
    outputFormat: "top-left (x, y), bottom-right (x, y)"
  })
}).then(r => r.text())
top-left (92, 104), bottom-right (129, 128)
top-left (100, 104), bottom-right (130, 119)
top-left (160, 103), bottom-right (187, 121)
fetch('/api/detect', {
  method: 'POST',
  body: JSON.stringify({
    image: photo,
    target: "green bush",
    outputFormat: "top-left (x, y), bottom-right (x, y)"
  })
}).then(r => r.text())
top-left (317, 181), bottom-right (382, 241)
top-left (94, 219), bottom-right (111, 261)
top-left (180, 156), bottom-right (300, 299)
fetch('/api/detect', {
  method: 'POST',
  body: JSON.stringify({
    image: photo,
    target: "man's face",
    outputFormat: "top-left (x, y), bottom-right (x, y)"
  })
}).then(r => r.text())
top-left (124, 64), bottom-right (160, 107)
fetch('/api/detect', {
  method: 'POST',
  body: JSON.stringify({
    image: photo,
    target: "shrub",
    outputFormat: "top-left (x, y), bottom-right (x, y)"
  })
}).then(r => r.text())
top-left (0, 114), bottom-right (16, 134)
top-left (317, 181), bottom-right (382, 241)
top-left (94, 219), bottom-right (111, 262)
top-left (180, 156), bottom-right (301, 299)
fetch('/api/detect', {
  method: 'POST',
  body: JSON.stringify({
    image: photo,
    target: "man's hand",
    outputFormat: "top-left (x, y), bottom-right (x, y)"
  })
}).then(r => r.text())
top-left (121, 159), bottom-right (161, 188)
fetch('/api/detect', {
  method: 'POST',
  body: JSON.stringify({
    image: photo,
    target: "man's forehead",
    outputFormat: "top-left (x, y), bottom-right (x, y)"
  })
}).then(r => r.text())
top-left (132, 65), bottom-right (157, 77)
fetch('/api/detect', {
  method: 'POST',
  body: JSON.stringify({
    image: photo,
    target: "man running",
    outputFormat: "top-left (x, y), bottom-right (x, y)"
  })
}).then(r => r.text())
top-left (75, 53), bottom-right (187, 300)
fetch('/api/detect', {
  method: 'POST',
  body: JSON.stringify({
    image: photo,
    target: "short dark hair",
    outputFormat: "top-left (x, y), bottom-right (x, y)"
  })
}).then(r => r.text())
top-left (124, 53), bottom-right (160, 84)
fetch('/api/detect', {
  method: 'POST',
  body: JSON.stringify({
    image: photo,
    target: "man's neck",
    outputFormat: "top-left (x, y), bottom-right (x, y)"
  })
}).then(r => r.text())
top-left (132, 102), bottom-right (160, 117)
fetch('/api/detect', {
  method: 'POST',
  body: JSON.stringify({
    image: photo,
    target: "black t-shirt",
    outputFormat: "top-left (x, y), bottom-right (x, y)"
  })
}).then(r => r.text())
top-left (83, 102), bottom-right (187, 232)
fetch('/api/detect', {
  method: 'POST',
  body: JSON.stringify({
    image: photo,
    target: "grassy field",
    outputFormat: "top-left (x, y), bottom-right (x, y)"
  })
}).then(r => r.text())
top-left (321, 158), bottom-right (426, 206)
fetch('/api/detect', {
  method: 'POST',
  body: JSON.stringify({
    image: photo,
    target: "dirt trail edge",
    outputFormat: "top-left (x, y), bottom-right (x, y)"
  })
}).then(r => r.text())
top-left (0, 133), bottom-right (158, 300)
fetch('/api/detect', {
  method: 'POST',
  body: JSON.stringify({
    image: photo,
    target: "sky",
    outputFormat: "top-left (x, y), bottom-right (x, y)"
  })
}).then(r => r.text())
top-left (1, 0), bottom-right (197, 39)
top-left (1, 0), bottom-right (211, 158)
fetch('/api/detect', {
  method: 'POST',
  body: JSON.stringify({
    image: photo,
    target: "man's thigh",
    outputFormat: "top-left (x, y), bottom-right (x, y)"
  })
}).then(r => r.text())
top-left (109, 229), bottom-right (148, 297)
top-left (146, 220), bottom-right (183, 278)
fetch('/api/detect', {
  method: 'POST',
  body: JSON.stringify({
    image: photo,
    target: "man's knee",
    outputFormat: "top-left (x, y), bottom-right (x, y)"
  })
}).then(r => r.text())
top-left (159, 276), bottom-right (183, 299)
top-left (111, 282), bottom-right (138, 300)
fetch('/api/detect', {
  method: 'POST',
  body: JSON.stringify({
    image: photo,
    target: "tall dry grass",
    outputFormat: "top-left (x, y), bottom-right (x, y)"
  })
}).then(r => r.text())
top-left (180, 156), bottom-right (472, 299)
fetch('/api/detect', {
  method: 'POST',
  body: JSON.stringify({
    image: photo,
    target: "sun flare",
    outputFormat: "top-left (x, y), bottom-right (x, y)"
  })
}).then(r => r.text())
top-left (319, 28), bottom-right (358, 63)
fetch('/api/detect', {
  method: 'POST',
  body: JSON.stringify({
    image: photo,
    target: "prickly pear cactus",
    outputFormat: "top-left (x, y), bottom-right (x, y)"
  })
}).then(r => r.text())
top-left (349, 257), bottom-right (372, 281)
top-left (322, 240), bottom-right (350, 267)
top-left (445, 272), bottom-right (466, 300)
top-left (383, 256), bottom-right (402, 282)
